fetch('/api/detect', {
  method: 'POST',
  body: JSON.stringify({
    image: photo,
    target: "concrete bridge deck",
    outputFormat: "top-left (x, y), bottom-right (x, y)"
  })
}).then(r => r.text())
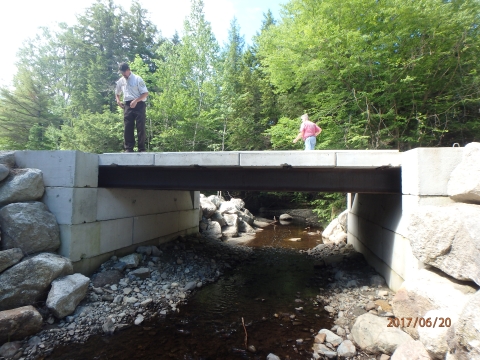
top-left (98, 150), bottom-right (402, 193)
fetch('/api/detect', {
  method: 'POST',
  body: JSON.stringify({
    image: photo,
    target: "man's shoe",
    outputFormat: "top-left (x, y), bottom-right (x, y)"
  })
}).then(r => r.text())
top-left (124, 149), bottom-right (134, 153)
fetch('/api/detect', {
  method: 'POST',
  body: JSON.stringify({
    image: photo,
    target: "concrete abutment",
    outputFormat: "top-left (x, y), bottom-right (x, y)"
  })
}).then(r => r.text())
top-left (347, 147), bottom-right (464, 291)
top-left (14, 150), bottom-right (200, 275)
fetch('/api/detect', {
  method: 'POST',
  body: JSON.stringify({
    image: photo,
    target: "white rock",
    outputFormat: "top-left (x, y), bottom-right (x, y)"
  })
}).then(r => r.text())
top-left (407, 203), bottom-right (480, 285)
top-left (230, 198), bottom-right (245, 210)
top-left (418, 309), bottom-right (456, 359)
top-left (319, 329), bottom-right (343, 347)
top-left (135, 314), bottom-right (144, 325)
top-left (322, 210), bottom-right (348, 245)
top-left (46, 273), bottom-right (90, 318)
top-left (448, 290), bottom-right (480, 359)
top-left (222, 213), bottom-right (239, 238)
top-left (218, 201), bottom-right (238, 214)
top-left (202, 220), bottom-right (222, 240)
top-left (351, 313), bottom-right (412, 354)
top-left (200, 198), bottom-right (217, 218)
top-left (391, 339), bottom-right (431, 360)
top-left (337, 340), bottom-right (357, 358)
top-left (279, 213), bottom-right (293, 221)
top-left (266, 354), bottom-right (281, 360)
top-left (207, 194), bottom-right (223, 208)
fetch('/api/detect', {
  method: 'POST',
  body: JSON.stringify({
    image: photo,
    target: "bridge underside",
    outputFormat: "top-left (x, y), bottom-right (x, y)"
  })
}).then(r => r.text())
top-left (98, 166), bottom-right (401, 193)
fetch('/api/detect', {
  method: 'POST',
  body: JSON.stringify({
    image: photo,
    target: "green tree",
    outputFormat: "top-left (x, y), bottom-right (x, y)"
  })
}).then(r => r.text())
top-left (59, 109), bottom-right (123, 153)
top-left (258, 0), bottom-right (480, 149)
top-left (0, 69), bottom-right (61, 150)
top-left (148, 0), bottom-right (221, 152)
top-left (223, 11), bottom-right (280, 151)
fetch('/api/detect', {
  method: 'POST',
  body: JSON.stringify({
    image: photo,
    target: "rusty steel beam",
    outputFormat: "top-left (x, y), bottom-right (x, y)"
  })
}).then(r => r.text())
top-left (98, 166), bottom-right (401, 194)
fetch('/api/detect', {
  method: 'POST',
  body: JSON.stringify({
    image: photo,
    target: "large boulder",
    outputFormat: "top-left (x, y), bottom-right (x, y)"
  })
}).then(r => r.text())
top-left (391, 339), bottom-right (431, 360)
top-left (351, 313), bottom-right (412, 354)
top-left (0, 152), bottom-right (16, 168)
top-left (218, 201), bottom-right (239, 214)
top-left (202, 220), bottom-right (222, 240)
top-left (322, 210), bottom-right (348, 245)
top-left (407, 204), bottom-right (480, 285)
top-left (392, 268), bottom-right (475, 339)
top-left (0, 202), bottom-right (60, 254)
top-left (200, 197), bottom-right (217, 218)
top-left (447, 142), bottom-right (480, 204)
top-left (222, 213), bottom-right (239, 238)
top-left (210, 211), bottom-right (226, 227)
top-left (0, 253), bottom-right (73, 311)
top-left (0, 165), bottom-right (9, 182)
top-left (418, 309), bottom-right (456, 359)
top-left (230, 198), bottom-right (245, 211)
top-left (0, 305), bottom-right (43, 344)
top-left (447, 290), bottom-right (480, 359)
top-left (239, 220), bottom-right (256, 234)
top-left (238, 209), bottom-right (255, 226)
top-left (0, 248), bottom-right (23, 274)
top-left (0, 169), bottom-right (44, 205)
top-left (46, 273), bottom-right (90, 318)
top-left (207, 195), bottom-right (223, 209)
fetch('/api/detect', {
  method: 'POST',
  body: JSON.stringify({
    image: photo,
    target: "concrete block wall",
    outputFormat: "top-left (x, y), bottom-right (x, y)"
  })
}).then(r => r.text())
top-left (14, 151), bottom-right (199, 275)
top-left (348, 147), bottom-right (463, 291)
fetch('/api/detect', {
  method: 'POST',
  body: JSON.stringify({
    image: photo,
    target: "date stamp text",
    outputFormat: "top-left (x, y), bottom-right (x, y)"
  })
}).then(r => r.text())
top-left (387, 317), bottom-right (452, 328)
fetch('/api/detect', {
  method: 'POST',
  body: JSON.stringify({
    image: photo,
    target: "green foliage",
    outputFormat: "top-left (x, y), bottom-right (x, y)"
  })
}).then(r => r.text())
top-left (265, 117), bottom-right (302, 150)
top-left (258, 0), bottom-right (480, 149)
top-left (0, 69), bottom-right (62, 150)
top-left (311, 193), bottom-right (347, 225)
top-left (147, 0), bottom-right (222, 151)
top-left (60, 110), bottom-right (123, 153)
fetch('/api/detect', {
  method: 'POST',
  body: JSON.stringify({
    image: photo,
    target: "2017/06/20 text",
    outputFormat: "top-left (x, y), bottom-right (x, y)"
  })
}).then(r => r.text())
top-left (387, 317), bottom-right (452, 328)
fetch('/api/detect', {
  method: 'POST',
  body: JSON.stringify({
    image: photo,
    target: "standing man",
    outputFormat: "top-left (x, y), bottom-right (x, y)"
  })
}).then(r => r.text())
top-left (293, 113), bottom-right (322, 150)
top-left (115, 62), bottom-right (149, 152)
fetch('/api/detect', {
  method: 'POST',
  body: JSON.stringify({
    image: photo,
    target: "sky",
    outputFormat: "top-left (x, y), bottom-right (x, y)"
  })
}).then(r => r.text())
top-left (1, 0), bottom-right (285, 86)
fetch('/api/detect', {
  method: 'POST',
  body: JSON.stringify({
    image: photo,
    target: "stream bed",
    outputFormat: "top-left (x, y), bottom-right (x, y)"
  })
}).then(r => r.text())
top-left (47, 222), bottom-right (343, 360)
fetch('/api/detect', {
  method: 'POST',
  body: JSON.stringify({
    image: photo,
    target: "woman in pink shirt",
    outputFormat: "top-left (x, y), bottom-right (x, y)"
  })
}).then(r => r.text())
top-left (293, 114), bottom-right (322, 150)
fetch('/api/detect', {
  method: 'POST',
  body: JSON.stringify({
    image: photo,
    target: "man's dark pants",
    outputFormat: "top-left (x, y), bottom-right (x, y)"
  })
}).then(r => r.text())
top-left (123, 101), bottom-right (146, 152)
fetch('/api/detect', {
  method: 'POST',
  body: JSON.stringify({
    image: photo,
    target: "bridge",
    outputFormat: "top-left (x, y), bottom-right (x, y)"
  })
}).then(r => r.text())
top-left (14, 147), bottom-right (464, 291)
top-left (98, 150), bottom-right (401, 193)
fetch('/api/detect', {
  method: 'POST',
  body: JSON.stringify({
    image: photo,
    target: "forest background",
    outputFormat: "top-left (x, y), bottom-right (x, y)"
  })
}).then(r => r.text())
top-left (1, 0), bottom-right (479, 223)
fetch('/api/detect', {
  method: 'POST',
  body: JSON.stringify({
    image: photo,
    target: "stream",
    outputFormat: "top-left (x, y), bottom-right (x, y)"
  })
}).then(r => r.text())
top-left (48, 221), bottom-right (333, 360)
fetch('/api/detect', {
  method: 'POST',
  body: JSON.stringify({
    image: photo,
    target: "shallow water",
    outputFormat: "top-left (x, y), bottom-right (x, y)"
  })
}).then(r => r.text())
top-left (247, 219), bottom-right (322, 250)
top-left (49, 221), bottom-right (331, 360)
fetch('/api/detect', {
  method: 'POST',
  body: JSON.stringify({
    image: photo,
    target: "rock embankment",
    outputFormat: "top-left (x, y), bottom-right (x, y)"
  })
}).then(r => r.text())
top-left (199, 194), bottom-right (257, 242)
top-left (0, 151), bottom-right (86, 352)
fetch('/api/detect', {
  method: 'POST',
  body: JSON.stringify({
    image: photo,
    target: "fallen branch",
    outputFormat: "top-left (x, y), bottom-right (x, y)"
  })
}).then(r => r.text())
top-left (241, 317), bottom-right (248, 349)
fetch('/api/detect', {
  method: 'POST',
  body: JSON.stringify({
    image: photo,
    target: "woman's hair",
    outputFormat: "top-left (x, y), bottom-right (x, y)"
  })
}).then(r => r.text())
top-left (301, 113), bottom-right (309, 121)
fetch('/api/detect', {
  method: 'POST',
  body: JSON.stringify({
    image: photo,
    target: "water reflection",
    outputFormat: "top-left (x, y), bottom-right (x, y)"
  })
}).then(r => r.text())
top-left (247, 218), bottom-right (322, 250)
